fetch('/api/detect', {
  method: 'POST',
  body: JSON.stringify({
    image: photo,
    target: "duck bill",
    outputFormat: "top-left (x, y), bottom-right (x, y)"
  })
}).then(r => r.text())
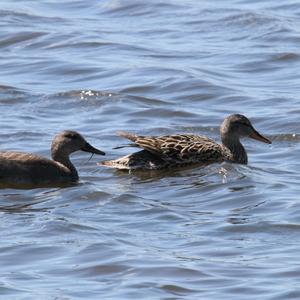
top-left (249, 130), bottom-right (272, 144)
top-left (82, 142), bottom-right (105, 155)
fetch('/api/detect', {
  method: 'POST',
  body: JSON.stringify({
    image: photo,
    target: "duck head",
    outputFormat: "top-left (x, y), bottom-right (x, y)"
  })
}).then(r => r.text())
top-left (51, 130), bottom-right (105, 159)
top-left (220, 114), bottom-right (272, 144)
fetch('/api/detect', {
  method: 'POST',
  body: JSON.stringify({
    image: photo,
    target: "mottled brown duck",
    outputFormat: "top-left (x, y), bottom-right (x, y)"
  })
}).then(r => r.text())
top-left (99, 114), bottom-right (271, 170)
top-left (0, 131), bottom-right (105, 188)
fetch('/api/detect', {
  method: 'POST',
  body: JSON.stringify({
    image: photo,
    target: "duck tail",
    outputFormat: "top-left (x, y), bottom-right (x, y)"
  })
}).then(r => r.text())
top-left (113, 143), bottom-right (139, 150)
top-left (117, 131), bottom-right (138, 143)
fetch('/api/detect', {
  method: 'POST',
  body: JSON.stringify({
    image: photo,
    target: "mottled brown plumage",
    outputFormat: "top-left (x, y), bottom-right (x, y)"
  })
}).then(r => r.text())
top-left (99, 114), bottom-right (271, 170)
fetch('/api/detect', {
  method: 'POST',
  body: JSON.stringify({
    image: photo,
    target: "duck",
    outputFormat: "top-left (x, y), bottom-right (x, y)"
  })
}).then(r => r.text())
top-left (0, 130), bottom-right (105, 188)
top-left (98, 114), bottom-right (271, 170)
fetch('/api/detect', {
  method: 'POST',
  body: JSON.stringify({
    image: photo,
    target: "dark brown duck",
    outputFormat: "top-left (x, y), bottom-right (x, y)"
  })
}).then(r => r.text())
top-left (0, 131), bottom-right (105, 188)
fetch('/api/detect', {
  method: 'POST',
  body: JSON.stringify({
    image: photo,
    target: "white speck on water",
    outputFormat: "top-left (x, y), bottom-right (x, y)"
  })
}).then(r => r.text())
top-left (219, 167), bottom-right (228, 184)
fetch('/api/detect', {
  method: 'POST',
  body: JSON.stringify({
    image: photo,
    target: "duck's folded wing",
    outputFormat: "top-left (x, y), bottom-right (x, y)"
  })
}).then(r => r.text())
top-left (161, 137), bottom-right (225, 163)
top-left (120, 133), bottom-right (224, 163)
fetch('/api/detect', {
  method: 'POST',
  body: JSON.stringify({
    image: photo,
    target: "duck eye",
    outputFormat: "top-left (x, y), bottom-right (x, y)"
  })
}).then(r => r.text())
top-left (237, 121), bottom-right (250, 127)
top-left (65, 133), bottom-right (78, 139)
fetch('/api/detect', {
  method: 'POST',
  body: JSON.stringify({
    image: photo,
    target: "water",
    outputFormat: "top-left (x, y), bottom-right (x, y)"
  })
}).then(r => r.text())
top-left (0, 0), bottom-right (300, 298)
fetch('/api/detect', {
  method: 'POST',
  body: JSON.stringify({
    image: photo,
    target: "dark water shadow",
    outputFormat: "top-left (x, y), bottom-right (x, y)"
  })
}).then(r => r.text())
top-left (0, 181), bottom-right (77, 190)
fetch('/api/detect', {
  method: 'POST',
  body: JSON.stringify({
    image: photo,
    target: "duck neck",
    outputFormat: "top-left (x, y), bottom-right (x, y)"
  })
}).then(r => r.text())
top-left (52, 152), bottom-right (79, 181)
top-left (221, 136), bottom-right (248, 164)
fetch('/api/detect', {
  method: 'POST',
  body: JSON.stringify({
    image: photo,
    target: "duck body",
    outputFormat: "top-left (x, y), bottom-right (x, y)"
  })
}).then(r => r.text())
top-left (101, 133), bottom-right (229, 170)
top-left (99, 114), bottom-right (271, 170)
top-left (0, 152), bottom-right (76, 187)
top-left (0, 131), bottom-right (105, 188)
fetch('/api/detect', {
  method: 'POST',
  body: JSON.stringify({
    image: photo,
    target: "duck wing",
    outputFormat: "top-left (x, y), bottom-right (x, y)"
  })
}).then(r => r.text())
top-left (118, 132), bottom-right (225, 164)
